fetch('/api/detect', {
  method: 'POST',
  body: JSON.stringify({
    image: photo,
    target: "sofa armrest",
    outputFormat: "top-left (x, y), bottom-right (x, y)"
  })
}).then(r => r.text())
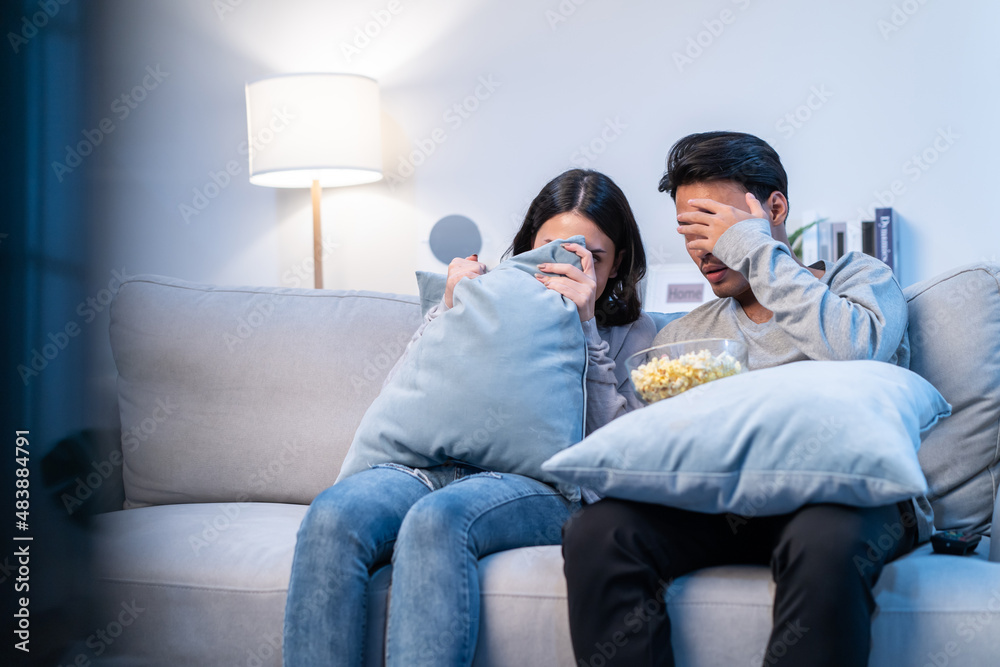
top-left (991, 492), bottom-right (1000, 562)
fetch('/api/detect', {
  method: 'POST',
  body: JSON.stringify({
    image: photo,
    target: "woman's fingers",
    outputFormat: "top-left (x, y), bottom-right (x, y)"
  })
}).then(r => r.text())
top-left (463, 254), bottom-right (488, 275)
top-left (454, 269), bottom-right (480, 282)
top-left (535, 274), bottom-right (586, 302)
top-left (535, 273), bottom-right (593, 321)
top-left (452, 255), bottom-right (486, 276)
top-left (444, 256), bottom-right (487, 308)
top-left (536, 247), bottom-right (598, 322)
top-left (559, 243), bottom-right (595, 277)
top-left (537, 261), bottom-right (590, 283)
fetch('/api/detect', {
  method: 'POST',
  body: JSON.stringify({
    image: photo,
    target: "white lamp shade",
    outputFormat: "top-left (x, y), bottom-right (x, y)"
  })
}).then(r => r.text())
top-left (245, 73), bottom-right (382, 188)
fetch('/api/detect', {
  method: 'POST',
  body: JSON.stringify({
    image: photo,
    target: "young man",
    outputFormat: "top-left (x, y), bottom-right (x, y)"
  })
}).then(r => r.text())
top-left (562, 131), bottom-right (928, 667)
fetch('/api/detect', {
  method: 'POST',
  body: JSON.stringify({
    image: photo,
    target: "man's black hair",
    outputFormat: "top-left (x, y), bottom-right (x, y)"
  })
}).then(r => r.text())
top-left (658, 131), bottom-right (789, 218)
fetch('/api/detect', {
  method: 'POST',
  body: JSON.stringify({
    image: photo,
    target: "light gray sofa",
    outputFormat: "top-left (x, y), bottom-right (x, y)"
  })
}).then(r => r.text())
top-left (93, 263), bottom-right (1000, 666)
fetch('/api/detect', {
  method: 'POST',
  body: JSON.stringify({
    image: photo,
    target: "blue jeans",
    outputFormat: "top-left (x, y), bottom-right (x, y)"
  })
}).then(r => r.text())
top-left (283, 462), bottom-right (577, 666)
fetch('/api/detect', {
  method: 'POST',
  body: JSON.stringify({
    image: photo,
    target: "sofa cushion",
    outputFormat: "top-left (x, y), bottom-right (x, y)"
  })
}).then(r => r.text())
top-left (416, 270), bottom-right (447, 317)
top-left (417, 270), bottom-right (688, 336)
top-left (993, 493), bottom-right (1000, 562)
top-left (479, 540), bottom-right (1000, 667)
top-left (90, 505), bottom-right (998, 667)
top-left (110, 276), bottom-right (422, 507)
top-left (645, 310), bottom-right (685, 332)
top-left (91, 503), bottom-right (391, 667)
top-left (92, 503), bottom-right (304, 666)
top-left (478, 541), bottom-right (1000, 667)
top-left (542, 360), bottom-right (949, 516)
top-left (905, 262), bottom-right (1000, 535)
top-left (339, 238), bottom-right (588, 497)
top-left (474, 547), bottom-right (577, 665)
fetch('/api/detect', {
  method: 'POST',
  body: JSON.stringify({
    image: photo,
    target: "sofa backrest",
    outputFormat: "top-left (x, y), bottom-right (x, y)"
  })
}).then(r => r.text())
top-left (904, 262), bottom-right (1000, 536)
top-left (110, 264), bottom-right (1000, 534)
top-left (110, 275), bottom-right (422, 508)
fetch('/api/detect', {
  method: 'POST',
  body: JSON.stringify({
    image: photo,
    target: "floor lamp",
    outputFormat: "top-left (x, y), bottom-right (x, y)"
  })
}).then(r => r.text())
top-left (245, 73), bottom-right (383, 289)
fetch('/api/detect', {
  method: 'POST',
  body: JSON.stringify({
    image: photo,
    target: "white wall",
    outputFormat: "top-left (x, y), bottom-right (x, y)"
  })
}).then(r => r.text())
top-left (83, 0), bottom-right (999, 297)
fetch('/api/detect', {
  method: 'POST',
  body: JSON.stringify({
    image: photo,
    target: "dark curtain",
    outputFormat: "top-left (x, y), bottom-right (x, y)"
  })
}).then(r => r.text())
top-left (2, 2), bottom-right (101, 664)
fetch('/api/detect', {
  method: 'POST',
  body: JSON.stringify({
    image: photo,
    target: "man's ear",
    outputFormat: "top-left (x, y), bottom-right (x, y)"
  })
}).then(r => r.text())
top-left (766, 191), bottom-right (789, 227)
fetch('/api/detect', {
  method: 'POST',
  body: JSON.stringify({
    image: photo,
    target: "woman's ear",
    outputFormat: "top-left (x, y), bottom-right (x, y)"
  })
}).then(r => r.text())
top-left (610, 250), bottom-right (625, 279)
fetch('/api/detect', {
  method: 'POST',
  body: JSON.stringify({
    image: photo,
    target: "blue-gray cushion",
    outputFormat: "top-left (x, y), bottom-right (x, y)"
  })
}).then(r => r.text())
top-left (904, 262), bottom-right (1000, 536)
top-left (416, 270), bottom-right (447, 318)
top-left (645, 311), bottom-right (685, 332)
top-left (339, 238), bottom-right (589, 497)
top-left (418, 273), bottom-right (687, 344)
top-left (542, 360), bottom-right (950, 515)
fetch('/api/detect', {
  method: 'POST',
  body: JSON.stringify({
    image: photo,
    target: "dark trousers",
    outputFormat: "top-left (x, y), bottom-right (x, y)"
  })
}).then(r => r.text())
top-left (562, 499), bottom-right (918, 667)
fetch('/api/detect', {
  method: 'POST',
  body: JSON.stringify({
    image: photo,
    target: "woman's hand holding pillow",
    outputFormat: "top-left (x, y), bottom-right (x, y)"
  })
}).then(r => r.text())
top-left (535, 242), bottom-right (599, 322)
top-left (444, 254), bottom-right (488, 309)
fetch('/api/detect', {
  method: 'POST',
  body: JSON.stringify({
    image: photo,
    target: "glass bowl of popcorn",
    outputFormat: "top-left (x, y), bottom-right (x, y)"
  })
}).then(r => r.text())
top-left (626, 338), bottom-right (748, 405)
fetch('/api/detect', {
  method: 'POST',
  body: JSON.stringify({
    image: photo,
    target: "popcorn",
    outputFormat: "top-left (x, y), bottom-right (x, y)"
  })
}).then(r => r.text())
top-left (630, 349), bottom-right (743, 403)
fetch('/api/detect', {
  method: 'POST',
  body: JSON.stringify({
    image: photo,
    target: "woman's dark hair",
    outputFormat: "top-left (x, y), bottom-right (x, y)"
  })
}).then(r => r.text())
top-left (504, 169), bottom-right (646, 327)
top-left (658, 131), bottom-right (789, 219)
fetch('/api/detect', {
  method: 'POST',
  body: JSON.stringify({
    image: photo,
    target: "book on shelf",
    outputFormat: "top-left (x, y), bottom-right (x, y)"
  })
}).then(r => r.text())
top-left (799, 218), bottom-right (850, 266)
top-left (798, 208), bottom-right (899, 274)
top-left (830, 222), bottom-right (847, 262)
top-left (862, 220), bottom-right (876, 257)
top-left (873, 207), bottom-right (900, 276)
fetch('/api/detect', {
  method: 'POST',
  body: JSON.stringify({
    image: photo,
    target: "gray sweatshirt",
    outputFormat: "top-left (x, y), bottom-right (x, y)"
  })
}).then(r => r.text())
top-left (653, 218), bottom-right (909, 368)
top-left (652, 217), bottom-right (931, 542)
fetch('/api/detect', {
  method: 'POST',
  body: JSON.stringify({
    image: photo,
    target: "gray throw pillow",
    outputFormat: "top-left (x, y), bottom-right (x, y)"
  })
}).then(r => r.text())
top-left (339, 237), bottom-right (589, 498)
top-left (415, 270), bottom-right (446, 318)
top-left (542, 360), bottom-right (950, 516)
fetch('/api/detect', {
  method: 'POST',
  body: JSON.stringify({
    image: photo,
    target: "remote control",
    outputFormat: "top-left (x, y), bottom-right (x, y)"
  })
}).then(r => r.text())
top-left (930, 530), bottom-right (982, 556)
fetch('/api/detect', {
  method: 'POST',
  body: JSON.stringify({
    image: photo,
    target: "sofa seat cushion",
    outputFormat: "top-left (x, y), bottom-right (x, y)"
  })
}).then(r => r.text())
top-left (90, 503), bottom-right (306, 666)
top-left (94, 503), bottom-right (307, 587)
top-left (867, 539), bottom-right (1000, 665)
top-left (92, 504), bottom-right (390, 667)
top-left (472, 540), bottom-right (999, 667)
top-left (91, 506), bottom-right (999, 667)
top-left (667, 540), bottom-right (1000, 666)
top-left (474, 547), bottom-right (578, 665)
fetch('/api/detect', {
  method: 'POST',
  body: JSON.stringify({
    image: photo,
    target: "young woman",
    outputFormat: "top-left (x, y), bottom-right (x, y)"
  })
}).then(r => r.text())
top-left (283, 169), bottom-right (656, 666)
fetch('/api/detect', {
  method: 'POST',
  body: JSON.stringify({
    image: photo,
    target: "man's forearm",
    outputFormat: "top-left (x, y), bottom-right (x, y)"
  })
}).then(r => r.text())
top-left (713, 218), bottom-right (906, 361)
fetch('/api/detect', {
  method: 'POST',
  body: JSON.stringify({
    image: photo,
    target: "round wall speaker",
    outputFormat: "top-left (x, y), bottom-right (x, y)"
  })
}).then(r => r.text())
top-left (429, 215), bottom-right (482, 264)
